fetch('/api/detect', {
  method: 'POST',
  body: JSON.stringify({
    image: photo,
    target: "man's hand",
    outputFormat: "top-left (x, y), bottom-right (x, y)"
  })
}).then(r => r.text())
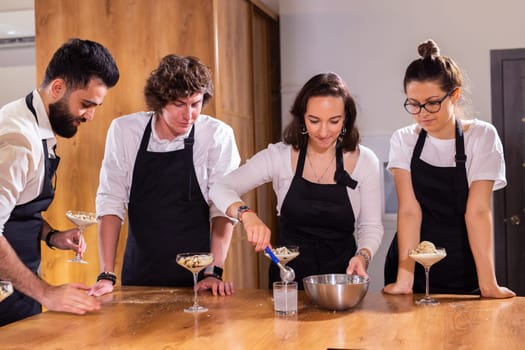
top-left (196, 276), bottom-right (234, 296)
top-left (87, 279), bottom-right (114, 297)
top-left (41, 283), bottom-right (101, 314)
top-left (48, 228), bottom-right (86, 256)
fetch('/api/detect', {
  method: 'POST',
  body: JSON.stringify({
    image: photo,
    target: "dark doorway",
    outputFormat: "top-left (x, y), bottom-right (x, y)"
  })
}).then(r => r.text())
top-left (491, 48), bottom-right (525, 295)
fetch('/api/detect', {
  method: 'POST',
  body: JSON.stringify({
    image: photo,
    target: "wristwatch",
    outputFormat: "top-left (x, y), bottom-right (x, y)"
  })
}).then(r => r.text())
top-left (236, 205), bottom-right (251, 221)
top-left (45, 230), bottom-right (59, 249)
top-left (204, 265), bottom-right (224, 281)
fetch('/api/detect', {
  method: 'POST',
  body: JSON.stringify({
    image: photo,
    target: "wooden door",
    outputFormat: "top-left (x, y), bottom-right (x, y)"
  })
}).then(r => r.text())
top-left (251, 6), bottom-right (281, 288)
top-left (491, 48), bottom-right (525, 295)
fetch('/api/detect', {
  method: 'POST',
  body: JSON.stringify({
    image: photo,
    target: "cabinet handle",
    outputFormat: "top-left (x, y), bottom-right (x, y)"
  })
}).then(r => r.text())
top-left (508, 215), bottom-right (521, 226)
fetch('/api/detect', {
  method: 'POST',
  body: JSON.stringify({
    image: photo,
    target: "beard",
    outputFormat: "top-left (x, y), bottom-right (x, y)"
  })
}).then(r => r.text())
top-left (48, 96), bottom-right (86, 138)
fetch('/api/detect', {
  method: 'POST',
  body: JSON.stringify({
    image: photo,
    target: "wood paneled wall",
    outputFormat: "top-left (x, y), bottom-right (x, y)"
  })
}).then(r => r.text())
top-left (36, 0), bottom-right (280, 289)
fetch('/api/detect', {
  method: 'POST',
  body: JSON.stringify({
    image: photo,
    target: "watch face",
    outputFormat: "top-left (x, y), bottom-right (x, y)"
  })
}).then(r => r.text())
top-left (237, 205), bottom-right (251, 220)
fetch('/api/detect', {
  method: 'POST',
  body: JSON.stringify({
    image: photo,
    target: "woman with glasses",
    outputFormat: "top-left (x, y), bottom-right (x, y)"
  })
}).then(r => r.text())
top-left (210, 73), bottom-right (383, 289)
top-left (383, 39), bottom-right (515, 298)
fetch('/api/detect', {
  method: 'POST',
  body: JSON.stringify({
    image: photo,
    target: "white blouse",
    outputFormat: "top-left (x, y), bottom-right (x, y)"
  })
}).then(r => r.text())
top-left (388, 119), bottom-right (506, 190)
top-left (209, 142), bottom-right (384, 258)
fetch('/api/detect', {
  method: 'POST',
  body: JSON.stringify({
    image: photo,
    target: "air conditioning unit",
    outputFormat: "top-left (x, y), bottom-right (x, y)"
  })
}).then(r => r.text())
top-left (0, 9), bottom-right (35, 49)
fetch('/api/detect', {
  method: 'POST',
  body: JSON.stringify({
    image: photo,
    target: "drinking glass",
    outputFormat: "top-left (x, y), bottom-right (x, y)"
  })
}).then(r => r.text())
top-left (176, 252), bottom-right (214, 313)
top-left (65, 210), bottom-right (97, 264)
top-left (273, 281), bottom-right (298, 316)
top-left (409, 247), bottom-right (447, 305)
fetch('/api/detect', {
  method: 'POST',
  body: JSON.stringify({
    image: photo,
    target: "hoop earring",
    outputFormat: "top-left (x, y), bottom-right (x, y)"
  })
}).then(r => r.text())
top-left (300, 125), bottom-right (308, 135)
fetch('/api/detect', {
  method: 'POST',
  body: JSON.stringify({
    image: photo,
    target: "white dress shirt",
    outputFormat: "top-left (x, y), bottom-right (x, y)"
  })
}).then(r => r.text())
top-left (96, 112), bottom-right (241, 221)
top-left (0, 90), bottom-right (56, 236)
top-left (388, 119), bottom-right (506, 190)
top-left (209, 142), bottom-right (384, 258)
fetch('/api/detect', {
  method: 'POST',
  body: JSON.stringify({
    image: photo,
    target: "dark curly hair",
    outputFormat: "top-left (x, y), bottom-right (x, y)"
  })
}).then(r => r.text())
top-left (144, 55), bottom-right (213, 114)
top-left (283, 72), bottom-right (360, 152)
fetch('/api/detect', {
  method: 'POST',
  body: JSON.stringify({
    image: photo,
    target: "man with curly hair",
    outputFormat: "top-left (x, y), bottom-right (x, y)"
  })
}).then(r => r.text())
top-left (89, 55), bottom-right (240, 297)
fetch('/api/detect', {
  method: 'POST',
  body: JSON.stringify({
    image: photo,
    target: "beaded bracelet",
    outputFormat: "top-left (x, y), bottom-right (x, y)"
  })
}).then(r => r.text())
top-left (355, 250), bottom-right (370, 269)
top-left (97, 272), bottom-right (117, 285)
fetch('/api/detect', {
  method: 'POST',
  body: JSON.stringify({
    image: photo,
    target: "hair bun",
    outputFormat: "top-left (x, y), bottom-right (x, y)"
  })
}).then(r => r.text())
top-left (418, 39), bottom-right (440, 59)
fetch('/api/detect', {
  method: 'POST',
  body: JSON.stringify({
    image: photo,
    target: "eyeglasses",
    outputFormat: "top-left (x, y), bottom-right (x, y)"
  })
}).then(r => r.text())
top-left (403, 89), bottom-right (456, 115)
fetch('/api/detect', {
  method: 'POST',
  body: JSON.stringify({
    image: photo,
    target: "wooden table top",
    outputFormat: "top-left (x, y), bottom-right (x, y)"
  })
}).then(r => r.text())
top-left (0, 286), bottom-right (524, 349)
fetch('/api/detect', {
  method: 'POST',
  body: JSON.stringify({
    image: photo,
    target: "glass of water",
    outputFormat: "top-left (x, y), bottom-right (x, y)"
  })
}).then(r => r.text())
top-left (273, 281), bottom-right (298, 316)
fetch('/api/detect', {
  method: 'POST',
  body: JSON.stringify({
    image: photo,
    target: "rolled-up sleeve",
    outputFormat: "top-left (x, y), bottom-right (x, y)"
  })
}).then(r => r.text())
top-left (206, 124), bottom-right (241, 219)
top-left (209, 144), bottom-right (282, 219)
top-left (0, 132), bottom-right (39, 236)
top-left (96, 121), bottom-right (134, 221)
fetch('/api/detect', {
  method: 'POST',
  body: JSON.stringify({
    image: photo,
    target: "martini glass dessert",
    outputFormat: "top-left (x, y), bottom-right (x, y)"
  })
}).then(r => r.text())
top-left (264, 246), bottom-right (300, 282)
top-left (0, 281), bottom-right (13, 302)
top-left (65, 210), bottom-right (97, 264)
top-left (176, 252), bottom-right (214, 313)
top-left (409, 241), bottom-right (447, 305)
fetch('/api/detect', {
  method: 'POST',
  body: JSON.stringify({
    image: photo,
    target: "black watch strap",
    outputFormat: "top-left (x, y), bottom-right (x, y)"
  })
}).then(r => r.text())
top-left (97, 272), bottom-right (117, 285)
top-left (45, 230), bottom-right (59, 249)
top-left (203, 265), bottom-right (223, 280)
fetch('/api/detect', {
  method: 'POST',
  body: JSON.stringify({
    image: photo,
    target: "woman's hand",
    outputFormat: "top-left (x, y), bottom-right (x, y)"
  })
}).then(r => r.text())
top-left (346, 256), bottom-right (368, 277)
top-left (240, 212), bottom-right (271, 252)
top-left (382, 282), bottom-right (413, 295)
top-left (480, 285), bottom-right (516, 299)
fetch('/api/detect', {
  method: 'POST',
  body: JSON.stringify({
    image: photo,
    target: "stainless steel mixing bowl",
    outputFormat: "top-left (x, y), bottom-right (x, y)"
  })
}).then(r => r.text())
top-left (303, 274), bottom-right (369, 311)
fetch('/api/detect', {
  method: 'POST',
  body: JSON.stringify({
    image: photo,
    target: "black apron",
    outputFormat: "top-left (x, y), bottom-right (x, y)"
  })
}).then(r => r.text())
top-left (122, 117), bottom-right (210, 287)
top-left (271, 143), bottom-right (357, 290)
top-left (384, 120), bottom-right (478, 294)
top-left (0, 93), bottom-right (60, 326)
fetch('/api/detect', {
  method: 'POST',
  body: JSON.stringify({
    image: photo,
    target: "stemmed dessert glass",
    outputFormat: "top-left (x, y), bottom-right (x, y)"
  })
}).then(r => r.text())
top-left (264, 245), bottom-right (300, 282)
top-left (65, 210), bottom-right (97, 264)
top-left (176, 252), bottom-right (214, 313)
top-left (409, 247), bottom-right (447, 305)
top-left (0, 281), bottom-right (13, 302)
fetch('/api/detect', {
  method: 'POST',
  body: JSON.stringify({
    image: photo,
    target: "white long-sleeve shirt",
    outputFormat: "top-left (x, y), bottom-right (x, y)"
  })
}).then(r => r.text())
top-left (96, 112), bottom-right (240, 221)
top-left (0, 90), bottom-right (56, 236)
top-left (388, 119), bottom-right (506, 190)
top-left (209, 142), bottom-right (384, 258)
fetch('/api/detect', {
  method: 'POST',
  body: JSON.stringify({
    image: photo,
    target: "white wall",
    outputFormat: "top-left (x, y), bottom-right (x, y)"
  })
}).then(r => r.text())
top-left (0, 1), bottom-right (35, 106)
top-left (0, 47), bottom-right (36, 106)
top-left (279, 0), bottom-right (525, 291)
